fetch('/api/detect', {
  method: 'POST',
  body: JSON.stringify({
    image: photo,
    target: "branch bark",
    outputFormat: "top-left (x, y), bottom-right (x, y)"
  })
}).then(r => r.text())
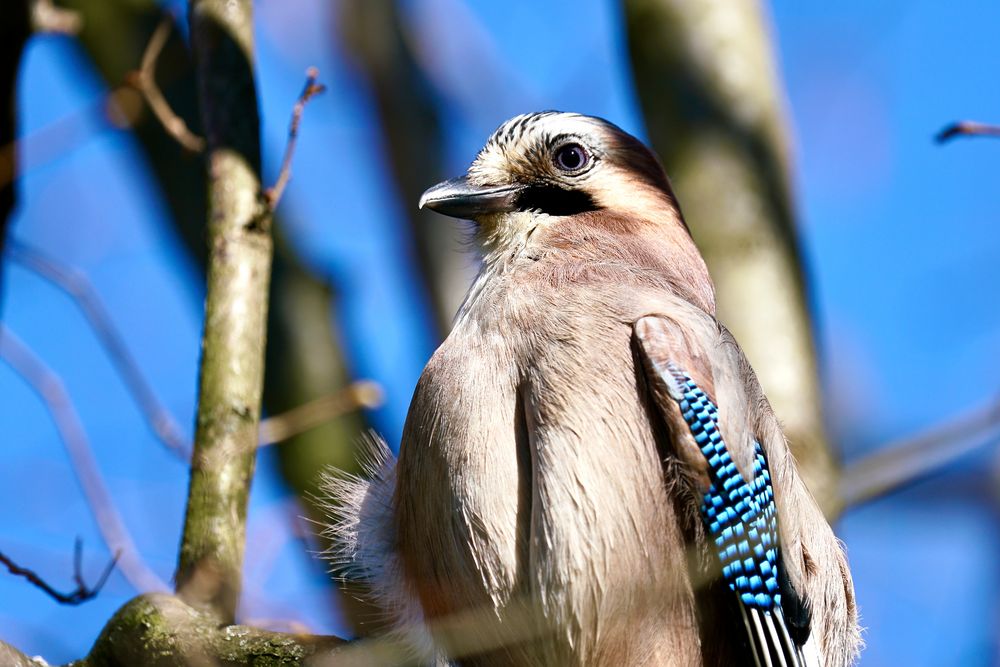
top-left (80, 594), bottom-right (344, 666)
top-left (623, 0), bottom-right (838, 508)
top-left (174, 0), bottom-right (271, 623)
top-left (61, 4), bottom-right (370, 609)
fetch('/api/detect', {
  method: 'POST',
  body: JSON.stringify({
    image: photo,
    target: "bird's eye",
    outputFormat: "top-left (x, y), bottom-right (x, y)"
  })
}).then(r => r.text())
top-left (553, 143), bottom-right (589, 172)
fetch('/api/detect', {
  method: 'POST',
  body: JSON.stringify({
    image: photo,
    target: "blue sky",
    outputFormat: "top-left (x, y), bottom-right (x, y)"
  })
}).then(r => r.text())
top-left (1, 1), bottom-right (998, 664)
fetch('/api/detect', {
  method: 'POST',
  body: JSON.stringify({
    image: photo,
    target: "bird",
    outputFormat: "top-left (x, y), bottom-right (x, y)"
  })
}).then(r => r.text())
top-left (323, 111), bottom-right (861, 667)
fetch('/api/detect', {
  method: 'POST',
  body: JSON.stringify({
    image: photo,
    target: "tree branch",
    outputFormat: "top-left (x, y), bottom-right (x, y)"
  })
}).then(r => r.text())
top-left (623, 0), bottom-right (839, 506)
top-left (936, 120), bottom-right (1000, 143)
top-left (30, 0), bottom-right (81, 35)
top-left (258, 380), bottom-right (382, 447)
top-left (0, 539), bottom-right (118, 605)
top-left (839, 398), bottom-right (1000, 508)
top-left (0, 325), bottom-right (168, 594)
top-left (174, 0), bottom-right (272, 623)
top-left (265, 67), bottom-right (326, 209)
top-left (61, 0), bottom-right (373, 634)
top-left (126, 14), bottom-right (205, 153)
top-left (6, 241), bottom-right (190, 458)
top-left (80, 594), bottom-right (344, 667)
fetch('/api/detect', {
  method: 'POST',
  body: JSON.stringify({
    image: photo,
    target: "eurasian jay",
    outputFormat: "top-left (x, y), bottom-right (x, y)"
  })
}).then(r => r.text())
top-left (325, 111), bottom-right (860, 667)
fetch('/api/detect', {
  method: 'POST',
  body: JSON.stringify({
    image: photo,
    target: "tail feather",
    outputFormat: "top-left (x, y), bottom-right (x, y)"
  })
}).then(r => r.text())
top-left (743, 601), bottom-right (820, 667)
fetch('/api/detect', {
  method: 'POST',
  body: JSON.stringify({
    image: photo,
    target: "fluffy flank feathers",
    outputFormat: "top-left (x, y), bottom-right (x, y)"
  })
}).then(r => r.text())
top-left (318, 434), bottom-right (441, 663)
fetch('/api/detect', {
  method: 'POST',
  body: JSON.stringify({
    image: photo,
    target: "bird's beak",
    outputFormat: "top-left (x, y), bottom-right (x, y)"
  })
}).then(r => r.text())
top-left (418, 176), bottom-right (523, 219)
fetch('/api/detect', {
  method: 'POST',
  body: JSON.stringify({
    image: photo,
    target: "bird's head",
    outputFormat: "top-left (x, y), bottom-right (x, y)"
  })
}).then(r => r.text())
top-left (419, 111), bottom-right (714, 313)
top-left (419, 111), bottom-right (688, 240)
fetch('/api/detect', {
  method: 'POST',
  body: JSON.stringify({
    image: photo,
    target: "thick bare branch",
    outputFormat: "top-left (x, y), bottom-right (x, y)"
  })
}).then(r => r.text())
top-left (0, 325), bottom-right (168, 594)
top-left (62, 2), bottom-right (371, 631)
top-left (265, 67), bottom-right (326, 209)
top-left (174, 0), bottom-right (272, 623)
top-left (79, 594), bottom-right (343, 666)
top-left (7, 241), bottom-right (190, 458)
top-left (0, 539), bottom-right (118, 605)
top-left (623, 0), bottom-right (838, 505)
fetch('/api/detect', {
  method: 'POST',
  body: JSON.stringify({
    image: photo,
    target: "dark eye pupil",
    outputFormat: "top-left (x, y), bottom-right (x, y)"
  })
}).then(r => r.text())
top-left (555, 144), bottom-right (586, 171)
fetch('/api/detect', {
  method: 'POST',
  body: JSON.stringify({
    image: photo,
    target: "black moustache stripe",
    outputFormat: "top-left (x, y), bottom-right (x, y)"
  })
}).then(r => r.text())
top-left (516, 185), bottom-right (600, 216)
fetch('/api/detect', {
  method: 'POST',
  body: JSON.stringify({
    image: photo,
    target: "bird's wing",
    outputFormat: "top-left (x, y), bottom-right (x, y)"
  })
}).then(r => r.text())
top-left (634, 315), bottom-right (815, 667)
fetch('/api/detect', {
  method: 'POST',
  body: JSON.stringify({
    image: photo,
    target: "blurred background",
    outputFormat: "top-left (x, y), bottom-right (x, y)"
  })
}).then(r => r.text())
top-left (1, 0), bottom-right (998, 664)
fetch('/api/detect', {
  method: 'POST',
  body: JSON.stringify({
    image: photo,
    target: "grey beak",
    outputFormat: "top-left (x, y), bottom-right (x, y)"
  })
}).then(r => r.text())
top-left (418, 176), bottom-right (523, 219)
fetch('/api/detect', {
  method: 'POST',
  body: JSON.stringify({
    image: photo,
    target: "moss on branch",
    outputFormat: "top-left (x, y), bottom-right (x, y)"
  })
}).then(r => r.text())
top-left (70, 594), bottom-right (344, 666)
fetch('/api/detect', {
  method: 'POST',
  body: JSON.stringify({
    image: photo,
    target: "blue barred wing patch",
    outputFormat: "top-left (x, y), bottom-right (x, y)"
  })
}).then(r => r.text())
top-left (672, 371), bottom-right (781, 611)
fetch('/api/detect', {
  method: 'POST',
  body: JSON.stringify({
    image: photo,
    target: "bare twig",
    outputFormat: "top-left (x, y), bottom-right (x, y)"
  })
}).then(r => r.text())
top-left (258, 380), bottom-right (382, 446)
top-left (264, 67), bottom-right (326, 209)
top-left (0, 91), bottom-right (110, 192)
top-left (0, 15), bottom-right (195, 193)
top-left (936, 121), bottom-right (1000, 143)
top-left (5, 243), bottom-right (374, 455)
top-left (840, 398), bottom-right (1000, 508)
top-left (0, 325), bottom-right (169, 593)
top-left (0, 539), bottom-right (118, 605)
top-left (30, 0), bottom-right (82, 35)
top-left (7, 241), bottom-right (190, 458)
top-left (125, 15), bottom-right (205, 153)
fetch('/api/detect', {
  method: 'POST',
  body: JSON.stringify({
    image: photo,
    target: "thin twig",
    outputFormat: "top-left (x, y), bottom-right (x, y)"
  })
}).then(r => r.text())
top-left (936, 121), bottom-right (1000, 144)
top-left (0, 539), bottom-right (118, 605)
top-left (5, 245), bottom-right (374, 453)
top-left (6, 241), bottom-right (190, 459)
top-left (264, 67), bottom-right (326, 209)
top-left (125, 15), bottom-right (205, 153)
top-left (0, 325), bottom-right (169, 594)
top-left (840, 398), bottom-right (1000, 508)
top-left (258, 380), bottom-right (382, 446)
